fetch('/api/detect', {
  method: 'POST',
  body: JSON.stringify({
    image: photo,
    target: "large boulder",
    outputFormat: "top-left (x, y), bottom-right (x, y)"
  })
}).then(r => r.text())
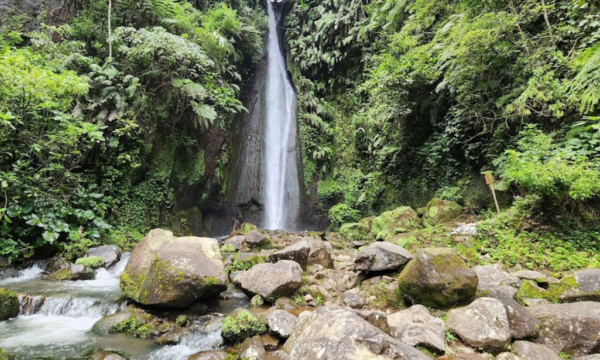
top-left (266, 310), bottom-right (297, 338)
top-left (397, 248), bottom-right (478, 308)
top-left (233, 261), bottom-right (302, 301)
top-left (527, 302), bottom-right (600, 357)
top-left (283, 306), bottom-right (430, 360)
top-left (354, 242), bottom-right (413, 272)
top-left (86, 245), bottom-right (122, 268)
top-left (484, 287), bottom-right (540, 339)
top-left (421, 198), bottom-right (462, 227)
top-left (371, 206), bottom-right (422, 241)
top-left (388, 305), bottom-right (445, 353)
top-left (119, 229), bottom-right (227, 308)
top-left (560, 269), bottom-right (600, 302)
top-left (305, 238), bottom-right (333, 268)
top-left (267, 242), bottom-right (310, 270)
top-left (0, 288), bottom-right (19, 321)
top-left (511, 341), bottom-right (562, 360)
top-left (447, 298), bottom-right (511, 352)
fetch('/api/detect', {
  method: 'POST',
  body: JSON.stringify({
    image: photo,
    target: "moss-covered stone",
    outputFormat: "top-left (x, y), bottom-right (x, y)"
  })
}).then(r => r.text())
top-left (221, 308), bottom-right (267, 343)
top-left (371, 206), bottom-right (423, 241)
top-left (339, 222), bottom-right (370, 241)
top-left (421, 198), bottom-right (462, 227)
top-left (0, 348), bottom-right (13, 360)
top-left (75, 256), bottom-right (105, 269)
top-left (397, 248), bottom-right (478, 308)
top-left (0, 288), bottom-right (19, 321)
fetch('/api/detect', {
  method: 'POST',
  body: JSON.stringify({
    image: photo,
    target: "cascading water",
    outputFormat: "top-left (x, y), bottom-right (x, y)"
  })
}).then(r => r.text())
top-left (263, 0), bottom-right (301, 230)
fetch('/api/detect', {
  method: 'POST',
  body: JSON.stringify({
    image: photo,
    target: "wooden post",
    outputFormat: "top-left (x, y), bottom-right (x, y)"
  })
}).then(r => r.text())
top-left (485, 173), bottom-right (500, 214)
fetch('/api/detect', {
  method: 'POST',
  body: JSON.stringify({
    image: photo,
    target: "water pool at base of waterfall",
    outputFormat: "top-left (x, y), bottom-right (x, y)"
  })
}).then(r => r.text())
top-left (0, 255), bottom-right (250, 360)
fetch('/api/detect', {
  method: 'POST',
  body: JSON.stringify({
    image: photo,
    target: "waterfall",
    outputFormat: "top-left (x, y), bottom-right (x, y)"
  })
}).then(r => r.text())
top-left (264, 0), bottom-right (300, 230)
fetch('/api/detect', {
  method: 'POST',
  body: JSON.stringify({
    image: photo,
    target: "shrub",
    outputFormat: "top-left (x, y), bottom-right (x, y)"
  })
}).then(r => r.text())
top-left (328, 203), bottom-right (360, 231)
top-left (221, 309), bottom-right (267, 343)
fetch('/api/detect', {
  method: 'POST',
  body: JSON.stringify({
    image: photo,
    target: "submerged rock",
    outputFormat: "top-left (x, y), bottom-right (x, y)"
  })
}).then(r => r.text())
top-left (233, 260), bottom-right (302, 301)
top-left (421, 198), bottom-right (463, 227)
top-left (187, 350), bottom-right (228, 360)
top-left (0, 288), bottom-right (19, 321)
top-left (119, 229), bottom-right (227, 308)
top-left (388, 305), bottom-right (445, 353)
top-left (86, 245), bottom-right (122, 268)
top-left (45, 262), bottom-right (95, 281)
top-left (89, 349), bottom-right (127, 360)
top-left (371, 206), bottom-right (422, 240)
top-left (397, 248), bottom-right (478, 308)
top-left (527, 301), bottom-right (600, 357)
top-left (447, 298), bottom-right (511, 352)
top-left (283, 305), bottom-right (430, 360)
top-left (354, 242), bottom-right (413, 272)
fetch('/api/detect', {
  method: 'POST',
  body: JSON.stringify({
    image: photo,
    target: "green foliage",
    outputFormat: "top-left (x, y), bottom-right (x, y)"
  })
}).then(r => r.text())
top-left (226, 254), bottom-right (263, 274)
top-left (75, 256), bottom-right (105, 268)
top-left (328, 204), bottom-right (360, 230)
top-left (221, 309), bottom-right (267, 342)
top-left (175, 315), bottom-right (187, 326)
top-left (220, 244), bottom-right (236, 252)
top-left (435, 186), bottom-right (463, 204)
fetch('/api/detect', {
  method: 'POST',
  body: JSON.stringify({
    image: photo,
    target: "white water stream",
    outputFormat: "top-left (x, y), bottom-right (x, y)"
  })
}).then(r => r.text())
top-left (264, 0), bottom-right (300, 230)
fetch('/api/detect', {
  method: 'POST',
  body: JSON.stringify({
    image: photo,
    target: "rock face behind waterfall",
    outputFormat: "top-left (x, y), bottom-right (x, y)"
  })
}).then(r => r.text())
top-left (120, 229), bottom-right (227, 308)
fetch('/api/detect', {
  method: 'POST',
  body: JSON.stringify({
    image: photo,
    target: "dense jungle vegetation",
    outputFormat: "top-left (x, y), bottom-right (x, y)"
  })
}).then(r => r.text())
top-left (1, 0), bottom-right (600, 267)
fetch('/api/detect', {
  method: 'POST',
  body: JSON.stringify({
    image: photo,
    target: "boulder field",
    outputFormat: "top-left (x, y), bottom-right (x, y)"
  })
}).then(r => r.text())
top-left (80, 214), bottom-right (600, 360)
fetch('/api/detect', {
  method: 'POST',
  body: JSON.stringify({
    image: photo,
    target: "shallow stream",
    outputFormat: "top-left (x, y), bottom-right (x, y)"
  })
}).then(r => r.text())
top-left (0, 254), bottom-right (250, 360)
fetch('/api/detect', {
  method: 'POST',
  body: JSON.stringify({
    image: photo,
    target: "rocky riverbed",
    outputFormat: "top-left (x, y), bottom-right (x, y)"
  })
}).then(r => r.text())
top-left (1, 199), bottom-right (600, 359)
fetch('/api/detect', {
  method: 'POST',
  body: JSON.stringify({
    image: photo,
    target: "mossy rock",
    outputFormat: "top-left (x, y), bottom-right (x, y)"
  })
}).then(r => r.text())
top-left (226, 254), bottom-right (265, 274)
top-left (421, 198), bottom-right (462, 227)
top-left (75, 256), bottom-right (105, 269)
top-left (0, 288), bottom-right (19, 321)
top-left (371, 206), bottom-right (423, 241)
top-left (0, 348), bottom-right (14, 360)
top-left (221, 308), bottom-right (267, 343)
top-left (397, 248), bottom-right (478, 308)
top-left (340, 222), bottom-right (370, 242)
top-left (239, 223), bottom-right (258, 235)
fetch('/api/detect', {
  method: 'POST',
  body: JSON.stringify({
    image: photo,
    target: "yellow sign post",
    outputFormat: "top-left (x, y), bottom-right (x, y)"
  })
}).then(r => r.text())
top-left (485, 173), bottom-right (500, 214)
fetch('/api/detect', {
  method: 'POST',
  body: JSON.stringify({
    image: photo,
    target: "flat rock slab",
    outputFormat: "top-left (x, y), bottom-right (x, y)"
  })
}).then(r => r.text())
top-left (513, 270), bottom-right (548, 284)
top-left (511, 341), bottom-right (562, 360)
top-left (447, 297), bottom-right (510, 352)
top-left (561, 269), bottom-right (600, 302)
top-left (474, 265), bottom-right (520, 288)
top-left (526, 301), bottom-right (600, 357)
top-left (267, 242), bottom-right (310, 270)
top-left (283, 305), bottom-right (430, 360)
top-left (354, 242), bottom-right (413, 272)
top-left (233, 260), bottom-right (303, 301)
top-left (388, 304), bottom-right (445, 352)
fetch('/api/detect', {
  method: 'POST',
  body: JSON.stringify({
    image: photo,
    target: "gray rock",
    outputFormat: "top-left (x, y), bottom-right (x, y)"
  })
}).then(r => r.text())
top-left (574, 356), bottom-right (600, 360)
top-left (527, 301), bottom-right (600, 357)
top-left (224, 235), bottom-right (246, 251)
top-left (342, 291), bottom-right (363, 308)
top-left (305, 238), bottom-right (333, 268)
top-left (119, 229), bottom-right (227, 307)
top-left (239, 335), bottom-right (267, 360)
top-left (495, 353), bottom-right (523, 360)
top-left (397, 248), bottom-right (478, 308)
top-left (246, 231), bottom-right (268, 246)
top-left (447, 297), bottom-right (510, 352)
top-left (89, 349), bottom-right (127, 360)
top-left (283, 305), bottom-right (430, 360)
top-left (266, 350), bottom-right (289, 360)
top-left (484, 287), bottom-right (540, 339)
top-left (513, 270), bottom-right (548, 284)
top-left (561, 269), bottom-right (600, 301)
top-left (354, 242), bottom-right (413, 272)
top-left (266, 310), bottom-right (297, 338)
top-left (86, 245), bottom-right (121, 268)
top-left (154, 326), bottom-right (190, 345)
top-left (474, 265), bottom-right (521, 289)
top-left (388, 305), bottom-right (445, 352)
top-left (187, 350), bottom-right (228, 360)
top-left (352, 309), bottom-right (390, 334)
top-left (233, 260), bottom-right (303, 301)
top-left (511, 341), bottom-right (561, 360)
top-left (449, 354), bottom-right (495, 360)
top-left (267, 242), bottom-right (310, 270)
